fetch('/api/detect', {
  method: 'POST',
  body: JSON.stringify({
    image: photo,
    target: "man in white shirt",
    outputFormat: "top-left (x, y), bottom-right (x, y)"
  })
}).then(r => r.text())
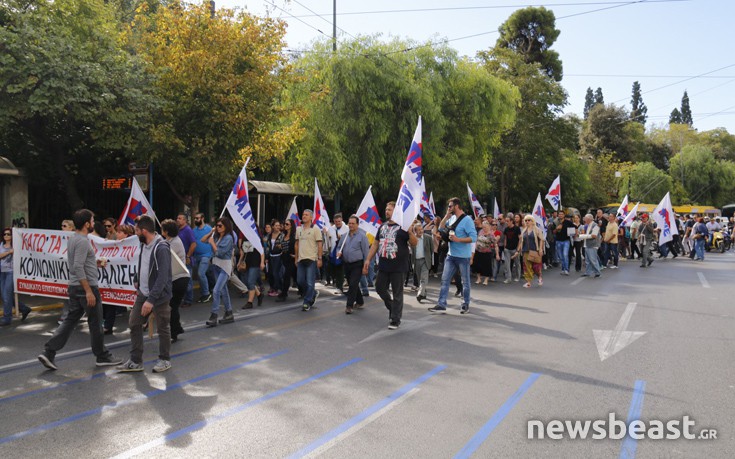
top-left (327, 213), bottom-right (349, 293)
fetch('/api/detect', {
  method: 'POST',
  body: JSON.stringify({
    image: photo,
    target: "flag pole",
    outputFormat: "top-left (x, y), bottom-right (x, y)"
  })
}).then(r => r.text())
top-left (221, 157), bottom-right (251, 219)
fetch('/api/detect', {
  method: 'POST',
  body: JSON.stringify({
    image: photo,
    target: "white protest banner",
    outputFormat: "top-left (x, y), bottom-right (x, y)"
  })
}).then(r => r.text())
top-left (12, 228), bottom-right (140, 307)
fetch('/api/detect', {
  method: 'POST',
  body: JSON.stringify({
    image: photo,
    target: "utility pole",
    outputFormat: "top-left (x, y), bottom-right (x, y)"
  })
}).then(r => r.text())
top-left (332, 0), bottom-right (337, 52)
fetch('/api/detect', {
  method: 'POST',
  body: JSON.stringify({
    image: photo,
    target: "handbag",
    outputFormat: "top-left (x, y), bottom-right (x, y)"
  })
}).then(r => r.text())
top-left (527, 250), bottom-right (542, 264)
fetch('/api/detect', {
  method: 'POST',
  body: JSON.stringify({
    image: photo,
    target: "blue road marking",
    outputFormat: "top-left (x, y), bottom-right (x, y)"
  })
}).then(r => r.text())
top-left (454, 373), bottom-right (541, 459)
top-left (620, 380), bottom-right (646, 459)
top-left (0, 349), bottom-right (288, 445)
top-left (288, 364), bottom-right (447, 458)
top-left (110, 357), bottom-right (364, 459)
top-left (0, 343), bottom-right (225, 404)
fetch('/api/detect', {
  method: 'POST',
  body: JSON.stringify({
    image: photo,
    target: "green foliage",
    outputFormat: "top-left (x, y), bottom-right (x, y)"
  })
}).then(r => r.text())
top-left (580, 104), bottom-right (647, 163)
top-left (669, 108), bottom-right (683, 124)
top-left (495, 6), bottom-right (562, 81)
top-left (587, 154), bottom-right (633, 205)
top-left (583, 87), bottom-right (594, 119)
top-left (669, 145), bottom-right (735, 206)
top-left (286, 37), bottom-right (519, 206)
top-left (594, 87), bottom-right (604, 105)
top-left (0, 0), bottom-right (158, 209)
top-left (558, 148), bottom-right (591, 207)
top-left (630, 81), bottom-right (647, 125)
top-left (625, 162), bottom-right (672, 203)
top-left (128, 1), bottom-right (297, 207)
top-left (480, 46), bottom-right (573, 211)
top-left (680, 90), bottom-right (693, 127)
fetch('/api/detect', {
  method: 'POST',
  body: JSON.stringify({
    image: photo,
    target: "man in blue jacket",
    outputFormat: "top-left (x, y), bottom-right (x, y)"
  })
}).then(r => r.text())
top-left (118, 215), bottom-right (173, 373)
top-left (429, 198), bottom-right (477, 315)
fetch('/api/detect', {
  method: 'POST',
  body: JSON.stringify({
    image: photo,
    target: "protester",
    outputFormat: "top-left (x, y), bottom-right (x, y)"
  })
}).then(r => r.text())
top-left (411, 222), bottom-right (434, 303)
top-left (473, 220), bottom-right (498, 285)
top-left (276, 219), bottom-right (297, 303)
top-left (240, 236), bottom-right (264, 310)
top-left (429, 197), bottom-right (477, 314)
top-left (117, 215), bottom-right (173, 373)
top-left (1, 228), bottom-right (31, 326)
top-left (57, 219), bottom-right (76, 324)
top-left (629, 215), bottom-right (642, 260)
top-left (692, 216), bottom-right (708, 261)
top-left (295, 209), bottom-right (323, 311)
top-left (366, 202), bottom-right (417, 328)
top-left (518, 215), bottom-right (545, 288)
top-left (176, 213), bottom-right (197, 308)
top-left (579, 214), bottom-right (602, 278)
top-left (502, 214), bottom-right (522, 283)
top-left (638, 213), bottom-right (656, 268)
top-left (327, 213), bottom-right (348, 294)
top-left (554, 210), bottom-right (575, 275)
top-left (266, 220), bottom-right (284, 296)
top-left (38, 209), bottom-right (122, 370)
top-left (103, 218), bottom-right (117, 240)
top-left (571, 214), bottom-right (583, 272)
top-left (203, 217), bottom-right (236, 326)
top-left (603, 214), bottom-right (619, 269)
top-left (338, 215), bottom-right (370, 314)
top-left (161, 219), bottom-right (190, 343)
top-left (192, 213), bottom-right (215, 303)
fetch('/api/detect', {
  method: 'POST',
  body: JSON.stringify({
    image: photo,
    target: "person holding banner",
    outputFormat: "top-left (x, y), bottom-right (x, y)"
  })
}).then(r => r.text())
top-left (203, 217), bottom-right (236, 326)
top-left (1, 228), bottom-right (31, 326)
top-left (117, 215), bottom-right (173, 373)
top-left (38, 209), bottom-right (123, 371)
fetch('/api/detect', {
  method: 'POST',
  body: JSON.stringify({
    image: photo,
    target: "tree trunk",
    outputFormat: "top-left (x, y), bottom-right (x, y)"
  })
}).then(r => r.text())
top-left (52, 143), bottom-right (84, 211)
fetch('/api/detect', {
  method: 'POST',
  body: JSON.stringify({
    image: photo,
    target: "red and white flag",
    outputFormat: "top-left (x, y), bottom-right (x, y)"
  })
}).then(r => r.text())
top-left (620, 202), bottom-right (640, 227)
top-left (225, 158), bottom-right (263, 254)
top-left (286, 197), bottom-right (301, 227)
top-left (545, 175), bottom-right (561, 210)
top-left (356, 186), bottom-right (382, 244)
top-left (616, 195), bottom-right (630, 218)
top-left (532, 193), bottom-right (548, 238)
top-left (653, 192), bottom-right (678, 245)
top-left (467, 183), bottom-right (485, 218)
top-left (313, 178), bottom-right (330, 230)
top-left (118, 177), bottom-right (156, 226)
top-left (393, 117), bottom-right (423, 231)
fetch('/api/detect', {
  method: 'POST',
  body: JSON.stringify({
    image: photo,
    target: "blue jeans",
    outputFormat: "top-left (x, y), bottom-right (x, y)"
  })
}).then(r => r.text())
top-left (438, 256), bottom-right (471, 307)
top-left (556, 240), bottom-right (570, 272)
top-left (269, 255), bottom-right (283, 292)
top-left (359, 274), bottom-right (369, 295)
top-left (192, 254), bottom-right (212, 297)
top-left (606, 243), bottom-right (619, 266)
top-left (244, 267), bottom-right (261, 291)
top-left (694, 239), bottom-right (705, 260)
top-left (297, 260), bottom-right (317, 304)
top-left (584, 247), bottom-right (601, 276)
top-left (1, 271), bottom-right (29, 323)
top-left (211, 265), bottom-right (231, 314)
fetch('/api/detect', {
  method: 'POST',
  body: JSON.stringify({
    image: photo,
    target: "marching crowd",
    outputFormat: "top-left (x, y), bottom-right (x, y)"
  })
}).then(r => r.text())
top-left (0, 198), bottom-right (725, 373)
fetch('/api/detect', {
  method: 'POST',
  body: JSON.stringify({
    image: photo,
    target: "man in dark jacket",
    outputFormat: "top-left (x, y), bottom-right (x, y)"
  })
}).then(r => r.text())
top-left (118, 215), bottom-right (173, 373)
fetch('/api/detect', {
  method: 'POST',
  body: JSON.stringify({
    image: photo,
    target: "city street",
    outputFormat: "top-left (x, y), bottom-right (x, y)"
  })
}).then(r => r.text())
top-left (1, 253), bottom-right (733, 458)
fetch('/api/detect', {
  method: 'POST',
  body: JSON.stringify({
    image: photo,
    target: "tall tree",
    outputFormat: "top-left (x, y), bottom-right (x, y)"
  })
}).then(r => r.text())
top-left (583, 87), bottom-right (595, 119)
top-left (495, 6), bottom-right (563, 81)
top-left (594, 87), bottom-right (604, 106)
top-left (580, 104), bottom-right (646, 163)
top-left (0, 0), bottom-right (157, 216)
top-left (630, 81), bottom-right (647, 125)
top-left (669, 108), bottom-right (683, 124)
top-left (128, 1), bottom-right (299, 211)
top-left (286, 38), bottom-right (519, 203)
top-left (680, 90), bottom-right (693, 126)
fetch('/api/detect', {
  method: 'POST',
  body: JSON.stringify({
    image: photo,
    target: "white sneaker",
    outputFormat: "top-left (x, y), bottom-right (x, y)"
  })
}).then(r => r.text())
top-left (152, 359), bottom-right (172, 373)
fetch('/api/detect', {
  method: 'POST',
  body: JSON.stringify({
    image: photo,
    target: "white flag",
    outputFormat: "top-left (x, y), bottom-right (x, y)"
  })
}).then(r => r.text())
top-left (393, 116), bottom-right (424, 231)
top-left (493, 197), bottom-right (501, 220)
top-left (286, 197), bottom-right (301, 227)
top-left (467, 183), bottom-right (485, 218)
top-left (545, 175), bottom-right (561, 210)
top-left (621, 202), bottom-right (640, 227)
top-left (356, 186), bottom-right (383, 244)
top-left (429, 192), bottom-right (436, 218)
top-left (118, 177), bottom-right (156, 226)
top-left (313, 178), bottom-right (330, 230)
top-left (225, 158), bottom-right (264, 255)
top-left (652, 192), bottom-right (678, 245)
top-left (616, 195), bottom-right (630, 217)
top-left (532, 193), bottom-right (548, 238)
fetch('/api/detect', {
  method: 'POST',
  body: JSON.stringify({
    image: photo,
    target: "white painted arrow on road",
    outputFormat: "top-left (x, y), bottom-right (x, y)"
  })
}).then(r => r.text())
top-left (593, 302), bottom-right (646, 361)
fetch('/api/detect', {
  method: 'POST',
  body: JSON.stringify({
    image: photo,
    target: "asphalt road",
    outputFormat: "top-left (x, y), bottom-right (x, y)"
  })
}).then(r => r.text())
top-left (1, 251), bottom-right (733, 458)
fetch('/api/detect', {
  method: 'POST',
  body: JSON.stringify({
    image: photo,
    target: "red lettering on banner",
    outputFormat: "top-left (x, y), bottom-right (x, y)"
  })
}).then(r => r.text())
top-left (48, 235), bottom-right (62, 254)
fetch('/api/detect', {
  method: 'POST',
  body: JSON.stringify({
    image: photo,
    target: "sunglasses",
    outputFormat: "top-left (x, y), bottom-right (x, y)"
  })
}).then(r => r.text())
top-left (3, 233), bottom-right (10, 236)
top-left (216, 224), bottom-right (224, 228)
top-left (104, 224), bottom-right (113, 228)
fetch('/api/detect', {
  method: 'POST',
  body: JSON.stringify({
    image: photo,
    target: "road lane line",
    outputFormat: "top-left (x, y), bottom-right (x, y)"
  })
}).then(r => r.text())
top-left (571, 276), bottom-right (587, 286)
top-left (289, 365), bottom-right (447, 458)
top-left (453, 373), bottom-right (541, 458)
top-left (109, 357), bottom-right (364, 459)
top-left (697, 272), bottom-right (710, 288)
top-left (619, 380), bottom-right (646, 459)
top-left (0, 350), bottom-right (289, 445)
